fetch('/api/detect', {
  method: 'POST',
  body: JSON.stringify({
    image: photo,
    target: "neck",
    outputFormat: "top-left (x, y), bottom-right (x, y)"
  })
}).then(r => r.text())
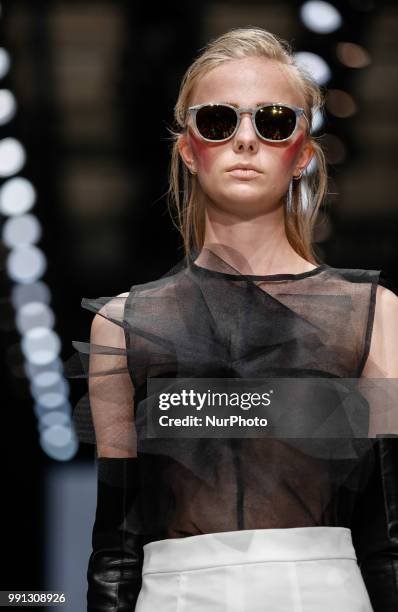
top-left (195, 202), bottom-right (316, 276)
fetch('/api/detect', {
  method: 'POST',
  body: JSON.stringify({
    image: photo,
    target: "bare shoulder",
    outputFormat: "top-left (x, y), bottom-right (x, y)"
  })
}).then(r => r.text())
top-left (90, 291), bottom-right (130, 349)
top-left (363, 284), bottom-right (398, 377)
top-left (375, 284), bottom-right (398, 308)
top-left (374, 285), bottom-right (398, 329)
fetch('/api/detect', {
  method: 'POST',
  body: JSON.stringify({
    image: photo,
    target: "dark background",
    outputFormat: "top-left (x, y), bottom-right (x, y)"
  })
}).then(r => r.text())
top-left (0, 0), bottom-right (397, 600)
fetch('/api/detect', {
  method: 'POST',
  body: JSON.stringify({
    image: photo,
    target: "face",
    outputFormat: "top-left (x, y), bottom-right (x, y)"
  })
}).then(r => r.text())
top-left (178, 56), bottom-right (314, 218)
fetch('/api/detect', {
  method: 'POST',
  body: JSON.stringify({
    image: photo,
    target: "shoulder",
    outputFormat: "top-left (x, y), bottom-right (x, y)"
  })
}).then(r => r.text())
top-left (363, 271), bottom-right (398, 377)
top-left (87, 265), bottom-right (188, 341)
top-left (90, 291), bottom-right (130, 349)
top-left (325, 265), bottom-right (397, 297)
top-left (128, 266), bottom-right (189, 298)
top-left (374, 268), bottom-right (398, 320)
top-left (373, 282), bottom-right (398, 334)
top-left (375, 284), bottom-right (398, 306)
top-left (323, 264), bottom-right (379, 284)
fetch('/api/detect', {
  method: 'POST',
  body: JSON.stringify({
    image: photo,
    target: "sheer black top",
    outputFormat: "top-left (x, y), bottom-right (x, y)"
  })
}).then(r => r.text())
top-left (66, 249), bottom-right (398, 540)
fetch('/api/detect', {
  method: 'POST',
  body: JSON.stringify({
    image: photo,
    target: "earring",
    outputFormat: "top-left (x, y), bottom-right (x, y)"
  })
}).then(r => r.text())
top-left (189, 166), bottom-right (197, 175)
top-left (286, 176), bottom-right (294, 211)
top-left (286, 170), bottom-right (304, 211)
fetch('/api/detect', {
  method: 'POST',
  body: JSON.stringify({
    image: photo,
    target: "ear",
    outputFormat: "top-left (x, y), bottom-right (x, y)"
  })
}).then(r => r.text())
top-left (295, 139), bottom-right (315, 176)
top-left (177, 131), bottom-right (197, 173)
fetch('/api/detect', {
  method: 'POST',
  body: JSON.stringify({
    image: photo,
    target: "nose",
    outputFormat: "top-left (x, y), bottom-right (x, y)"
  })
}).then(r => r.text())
top-left (233, 112), bottom-right (259, 151)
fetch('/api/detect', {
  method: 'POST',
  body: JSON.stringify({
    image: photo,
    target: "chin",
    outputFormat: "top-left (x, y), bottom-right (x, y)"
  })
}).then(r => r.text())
top-left (225, 189), bottom-right (268, 206)
top-left (212, 195), bottom-right (272, 218)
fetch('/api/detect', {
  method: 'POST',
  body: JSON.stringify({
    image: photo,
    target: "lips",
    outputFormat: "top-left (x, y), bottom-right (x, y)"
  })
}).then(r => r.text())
top-left (227, 164), bottom-right (262, 172)
top-left (227, 167), bottom-right (262, 180)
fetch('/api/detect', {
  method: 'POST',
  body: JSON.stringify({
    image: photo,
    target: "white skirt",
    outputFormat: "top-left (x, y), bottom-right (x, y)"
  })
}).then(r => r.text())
top-left (135, 527), bottom-right (373, 612)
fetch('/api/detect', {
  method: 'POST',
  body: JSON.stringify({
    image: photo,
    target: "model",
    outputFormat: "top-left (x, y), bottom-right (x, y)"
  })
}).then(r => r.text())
top-left (67, 26), bottom-right (398, 611)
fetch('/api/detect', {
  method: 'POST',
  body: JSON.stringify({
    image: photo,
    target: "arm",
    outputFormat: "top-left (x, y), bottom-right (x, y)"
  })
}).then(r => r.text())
top-left (354, 284), bottom-right (398, 610)
top-left (353, 438), bottom-right (398, 611)
top-left (88, 457), bottom-right (145, 612)
top-left (87, 295), bottom-right (144, 612)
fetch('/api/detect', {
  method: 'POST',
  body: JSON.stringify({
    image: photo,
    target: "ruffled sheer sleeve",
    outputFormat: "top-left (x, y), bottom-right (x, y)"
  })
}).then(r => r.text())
top-left (64, 291), bottom-right (137, 457)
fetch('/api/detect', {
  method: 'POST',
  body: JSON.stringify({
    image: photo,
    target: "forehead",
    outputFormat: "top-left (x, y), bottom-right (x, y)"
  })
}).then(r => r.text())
top-left (191, 57), bottom-right (305, 108)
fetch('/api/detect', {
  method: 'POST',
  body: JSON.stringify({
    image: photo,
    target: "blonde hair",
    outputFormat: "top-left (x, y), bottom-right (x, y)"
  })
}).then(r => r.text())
top-left (166, 26), bottom-right (328, 264)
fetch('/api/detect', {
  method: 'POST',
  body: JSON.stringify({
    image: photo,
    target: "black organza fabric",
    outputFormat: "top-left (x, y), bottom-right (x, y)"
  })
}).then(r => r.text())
top-left (64, 248), bottom-right (398, 540)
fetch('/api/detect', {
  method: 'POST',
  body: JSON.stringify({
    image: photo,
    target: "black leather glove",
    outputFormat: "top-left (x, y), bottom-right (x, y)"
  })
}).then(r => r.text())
top-left (353, 438), bottom-right (398, 611)
top-left (87, 457), bottom-right (146, 612)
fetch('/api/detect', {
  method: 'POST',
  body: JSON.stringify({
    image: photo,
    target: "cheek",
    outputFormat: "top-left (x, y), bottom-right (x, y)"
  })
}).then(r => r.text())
top-left (189, 129), bottom-right (215, 174)
top-left (280, 133), bottom-right (305, 168)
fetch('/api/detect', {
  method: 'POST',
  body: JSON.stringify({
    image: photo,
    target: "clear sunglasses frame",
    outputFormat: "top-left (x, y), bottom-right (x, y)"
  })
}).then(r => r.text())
top-left (186, 102), bottom-right (310, 143)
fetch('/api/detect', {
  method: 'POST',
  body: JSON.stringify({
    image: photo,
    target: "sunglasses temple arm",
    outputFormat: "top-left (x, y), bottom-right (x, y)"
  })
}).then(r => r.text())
top-left (301, 111), bottom-right (311, 131)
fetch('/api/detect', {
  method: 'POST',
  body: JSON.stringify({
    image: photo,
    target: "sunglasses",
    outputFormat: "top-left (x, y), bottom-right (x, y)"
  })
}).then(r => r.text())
top-left (186, 102), bottom-right (309, 143)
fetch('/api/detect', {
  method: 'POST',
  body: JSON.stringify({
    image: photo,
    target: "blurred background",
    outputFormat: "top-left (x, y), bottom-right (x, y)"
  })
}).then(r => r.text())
top-left (0, 0), bottom-right (397, 609)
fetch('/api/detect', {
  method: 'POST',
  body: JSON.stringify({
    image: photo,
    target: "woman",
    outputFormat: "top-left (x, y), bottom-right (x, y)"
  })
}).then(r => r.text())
top-left (68, 27), bottom-right (398, 611)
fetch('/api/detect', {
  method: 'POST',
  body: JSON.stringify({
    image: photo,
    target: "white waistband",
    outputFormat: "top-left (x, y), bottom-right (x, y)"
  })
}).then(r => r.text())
top-left (142, 527), bottom-right (357, 575)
